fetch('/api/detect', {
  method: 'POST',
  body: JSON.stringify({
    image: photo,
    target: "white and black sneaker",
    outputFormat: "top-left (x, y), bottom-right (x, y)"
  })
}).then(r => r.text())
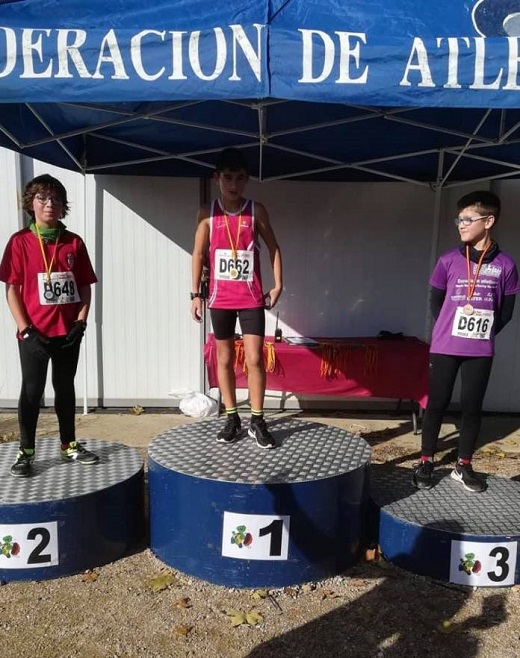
top-left (451, 462), bottom-right (486, 493)
top-left (216, 415), bottom-right (241, 444)
top-left (61, 441), bottom-right (99, 465)
top-left (248, 418), bottom-right (276, 449)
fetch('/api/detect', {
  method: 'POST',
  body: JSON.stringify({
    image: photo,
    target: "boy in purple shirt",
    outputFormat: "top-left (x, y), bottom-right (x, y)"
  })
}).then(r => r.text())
top-left (413, 191), bottom-right (520, 493)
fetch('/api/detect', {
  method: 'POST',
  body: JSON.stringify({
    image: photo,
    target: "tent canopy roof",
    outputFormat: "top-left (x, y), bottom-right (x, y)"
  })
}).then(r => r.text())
top-left (0, 0), bottom-right (519, 185)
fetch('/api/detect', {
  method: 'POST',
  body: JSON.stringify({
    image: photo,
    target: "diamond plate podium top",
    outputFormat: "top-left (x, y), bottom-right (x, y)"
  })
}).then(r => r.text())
top-left (0, 439), bottom-right (143, 505)
top-left (371, 466), bottom-right (520, 536)
top-left (148, 418), bottom-right (371, 484)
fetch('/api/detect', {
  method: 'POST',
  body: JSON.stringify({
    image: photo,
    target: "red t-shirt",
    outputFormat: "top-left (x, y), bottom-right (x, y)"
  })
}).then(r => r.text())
top-left (0, 227), bottom-right (97, 337)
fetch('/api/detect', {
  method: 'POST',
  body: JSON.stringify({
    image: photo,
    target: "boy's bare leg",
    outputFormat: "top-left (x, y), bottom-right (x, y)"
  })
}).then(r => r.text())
top-left (216, 337), bottom-right (237, 410)
top-left (242, 334), bottom-right (265, 411)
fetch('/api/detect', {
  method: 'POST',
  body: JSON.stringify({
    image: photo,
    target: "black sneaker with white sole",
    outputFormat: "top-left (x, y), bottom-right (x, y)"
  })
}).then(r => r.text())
top-left (61, 441), bottom-right (99, 465)
top-left (248, 418), bottom-right (276, 449)
top-left (216, 415), bottom-right (241, 444)
top-left (451, 462), bottom-right (486, 493)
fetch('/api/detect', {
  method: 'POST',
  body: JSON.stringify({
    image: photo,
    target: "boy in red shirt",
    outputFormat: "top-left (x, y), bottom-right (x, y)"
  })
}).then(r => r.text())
top-left (0, 174), bottom-right (99, 477)
top-left (191, 148), bottom-right (283, 447)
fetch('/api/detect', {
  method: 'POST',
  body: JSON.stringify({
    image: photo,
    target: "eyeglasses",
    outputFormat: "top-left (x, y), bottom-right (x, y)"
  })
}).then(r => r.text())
top-left (453, 214), bottom-right (490, 227)
top-left (34, 194), bottom-right (63, 205)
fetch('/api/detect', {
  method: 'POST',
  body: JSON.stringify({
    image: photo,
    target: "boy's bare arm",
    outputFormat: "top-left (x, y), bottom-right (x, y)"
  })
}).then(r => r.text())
top-left (191, 210), bottom-right (210, 321)
top-left (255, 203), bottom-right (283, 307)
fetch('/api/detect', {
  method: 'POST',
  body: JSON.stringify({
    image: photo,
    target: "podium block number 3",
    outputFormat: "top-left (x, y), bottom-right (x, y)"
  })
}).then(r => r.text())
top-left (450, 540), bottom-right (517, 587)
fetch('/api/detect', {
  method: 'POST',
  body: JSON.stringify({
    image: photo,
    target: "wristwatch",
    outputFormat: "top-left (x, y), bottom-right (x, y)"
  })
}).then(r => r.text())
top-left (190, 292), bottom-right (201, 300)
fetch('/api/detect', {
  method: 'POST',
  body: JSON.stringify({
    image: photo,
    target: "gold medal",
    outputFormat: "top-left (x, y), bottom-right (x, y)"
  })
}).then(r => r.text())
top-left (229, 267), bottom-right (239, 279)
top-left (35, 223), bottom-right (60, 287)
top-left (463, 303), bottom-right (474, 315)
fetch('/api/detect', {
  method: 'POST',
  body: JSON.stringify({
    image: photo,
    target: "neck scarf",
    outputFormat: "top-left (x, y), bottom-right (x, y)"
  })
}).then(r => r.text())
top-left (29, 221), bottom-right (67, 242)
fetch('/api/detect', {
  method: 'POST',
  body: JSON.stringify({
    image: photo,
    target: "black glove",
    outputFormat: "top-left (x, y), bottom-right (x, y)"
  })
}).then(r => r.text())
top-left (62, 320), bottom-right (87, 350)
top-left (20, 326), bottom-right (49, 358)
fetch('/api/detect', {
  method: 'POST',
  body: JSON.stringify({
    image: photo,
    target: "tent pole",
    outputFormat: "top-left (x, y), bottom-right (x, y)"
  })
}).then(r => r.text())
top-left (424, 150), bottom-right (445, 340)
top-left (200, 176), bottom-right (210, 396)
top-left (82, 171), bottom-right (89, 415)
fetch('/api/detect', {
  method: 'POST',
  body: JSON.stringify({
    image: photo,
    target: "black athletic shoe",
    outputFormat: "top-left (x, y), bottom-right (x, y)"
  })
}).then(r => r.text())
top-left (451, 462), bottom-right (486, 493)
top-left (248, 418), bottom-right (276, 449)
top-left (217, 415), bottom-right (241, 444)
top-left (412, 460), bottom-right (434, 490)
top-left (10, 449), bottom-right (34, 478)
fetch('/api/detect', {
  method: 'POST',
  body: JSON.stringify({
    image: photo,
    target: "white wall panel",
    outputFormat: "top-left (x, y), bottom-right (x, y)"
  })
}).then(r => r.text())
top-left (95, 175), bottom-right (201, 405)
top-left (248, 181), bottom-right (434, 341)
top-left (0, 150), bottom-right (23, 405)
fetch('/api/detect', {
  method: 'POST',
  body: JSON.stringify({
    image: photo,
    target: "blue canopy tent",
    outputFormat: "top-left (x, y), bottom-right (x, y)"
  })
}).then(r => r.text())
top-left (0, 0), bottom-right (520, 186)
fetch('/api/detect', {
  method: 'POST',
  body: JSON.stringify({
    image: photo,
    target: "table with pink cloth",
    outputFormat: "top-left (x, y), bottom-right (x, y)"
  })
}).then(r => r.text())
top-left (204, 335), bottom-right (429, 410)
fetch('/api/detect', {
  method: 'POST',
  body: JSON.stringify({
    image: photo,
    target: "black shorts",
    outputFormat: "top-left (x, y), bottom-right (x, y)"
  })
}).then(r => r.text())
top-left (210, 308), bottom-right (265, 340)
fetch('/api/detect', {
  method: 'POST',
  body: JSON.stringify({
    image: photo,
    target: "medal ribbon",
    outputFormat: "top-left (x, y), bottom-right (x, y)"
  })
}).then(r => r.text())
top-left (465, 242), bottom-right (492, 302)
top-left (35, 223), bottom-right (60, 284)
top-left (223, 211), bottom-right (242, 261)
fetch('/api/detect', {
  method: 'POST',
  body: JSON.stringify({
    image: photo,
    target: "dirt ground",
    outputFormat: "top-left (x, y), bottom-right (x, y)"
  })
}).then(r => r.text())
top-left (1, 408), bottom-right (520, 658)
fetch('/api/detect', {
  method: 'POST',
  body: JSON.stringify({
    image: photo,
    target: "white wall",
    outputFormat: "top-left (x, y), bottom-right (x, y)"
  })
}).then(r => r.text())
top-left (248, 180), bottom-right (435, 341)
top-left (92, 175), bottom-right (201, 405)
top-left (2, 149), bottom-right (520, 411)
top-left (0, 149), bottom-right (23, 405)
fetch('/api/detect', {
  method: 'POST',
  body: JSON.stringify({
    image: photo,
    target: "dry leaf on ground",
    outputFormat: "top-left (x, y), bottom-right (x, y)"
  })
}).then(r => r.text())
top-left (146, 572), bottom-right (179, 592)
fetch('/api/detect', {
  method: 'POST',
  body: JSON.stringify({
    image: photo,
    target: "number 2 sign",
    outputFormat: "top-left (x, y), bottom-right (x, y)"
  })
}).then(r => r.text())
top-left (450, 539), bottom-right (517, 586)
top-left (221, 512), bottom-right (290, 560)
top-left (0, 522), bottom-right (59, 569)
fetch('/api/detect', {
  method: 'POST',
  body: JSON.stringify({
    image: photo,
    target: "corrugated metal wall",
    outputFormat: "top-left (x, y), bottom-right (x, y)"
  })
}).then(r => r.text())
top-left (1, 150), bottom-right (520, 411)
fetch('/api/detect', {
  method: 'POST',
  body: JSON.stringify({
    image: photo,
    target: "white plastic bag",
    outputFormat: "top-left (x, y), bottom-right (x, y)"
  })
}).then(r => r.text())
top-left (179, 392), bottom-right (218, 418)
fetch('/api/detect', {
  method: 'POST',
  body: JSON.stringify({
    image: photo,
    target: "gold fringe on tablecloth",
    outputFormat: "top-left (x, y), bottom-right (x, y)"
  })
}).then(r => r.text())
top-left (319, 342), bottom-right (379, 378)
top-left (234, 340), bottom-right (276, 375)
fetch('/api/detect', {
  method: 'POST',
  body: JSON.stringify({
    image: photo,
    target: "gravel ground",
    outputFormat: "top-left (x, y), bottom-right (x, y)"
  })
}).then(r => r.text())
top-left (1, 409), bottom-right (520, 658)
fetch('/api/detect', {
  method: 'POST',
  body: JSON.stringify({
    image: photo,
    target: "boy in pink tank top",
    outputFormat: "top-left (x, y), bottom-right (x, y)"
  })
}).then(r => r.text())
top-left (191, 148), bottom-right (283, 448)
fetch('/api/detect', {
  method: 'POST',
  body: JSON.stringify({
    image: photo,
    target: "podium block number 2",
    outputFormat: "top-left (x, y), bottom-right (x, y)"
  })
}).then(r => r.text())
top-left (221, 512), bottom-right (290, 560)
top-left (0, 522), bottom-right (59, 569)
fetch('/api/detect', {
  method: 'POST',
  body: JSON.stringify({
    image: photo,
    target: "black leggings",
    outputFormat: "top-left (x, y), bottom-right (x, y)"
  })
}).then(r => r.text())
top-left (421, 353), bottom-right (493, 460)
top-left (18, 337), bottom-right (81, 450)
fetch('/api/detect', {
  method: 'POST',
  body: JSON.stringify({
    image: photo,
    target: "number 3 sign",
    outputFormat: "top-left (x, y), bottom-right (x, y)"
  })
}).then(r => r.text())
top-left (450, 539), bottom-right (517, 586)
top-left (221, 512), bottom-right (290, 560)
top-left (0, 522), bottom-right (59, 569)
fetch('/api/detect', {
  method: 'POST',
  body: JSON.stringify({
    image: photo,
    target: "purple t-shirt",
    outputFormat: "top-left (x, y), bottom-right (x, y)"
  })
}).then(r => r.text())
top-left (430, 247), bottom-right (520, 357)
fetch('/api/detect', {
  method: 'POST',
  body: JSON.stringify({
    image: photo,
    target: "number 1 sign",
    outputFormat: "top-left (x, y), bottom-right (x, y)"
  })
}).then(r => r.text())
top-left (221, 512), bottom-right (290, 560)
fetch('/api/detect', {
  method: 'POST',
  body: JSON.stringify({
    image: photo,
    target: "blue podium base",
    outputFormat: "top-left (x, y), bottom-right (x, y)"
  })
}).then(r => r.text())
top-left (371, 465), bottom-right (520, 587)
top-left (0, 438), bottom-right (144, 582)
top-left (149, 417), bottom-right (371, 588)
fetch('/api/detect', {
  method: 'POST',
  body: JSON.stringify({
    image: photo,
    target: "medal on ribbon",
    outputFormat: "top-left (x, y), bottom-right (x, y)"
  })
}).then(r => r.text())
top-left (461, 242), bottom-right (492, 316)
top-left (223, 209), bottom-right (242, 281)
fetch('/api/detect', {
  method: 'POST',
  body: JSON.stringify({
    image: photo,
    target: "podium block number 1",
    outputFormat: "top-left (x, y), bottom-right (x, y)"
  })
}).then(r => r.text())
top-left (221, 512), bottom-right (290, 560)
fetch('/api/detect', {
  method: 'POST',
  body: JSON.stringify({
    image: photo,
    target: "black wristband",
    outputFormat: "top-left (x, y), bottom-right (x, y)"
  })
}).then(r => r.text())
top-left (190, 292), bottom-right (201, 300)
top-left (20, 326), bottom-right (33, 340)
